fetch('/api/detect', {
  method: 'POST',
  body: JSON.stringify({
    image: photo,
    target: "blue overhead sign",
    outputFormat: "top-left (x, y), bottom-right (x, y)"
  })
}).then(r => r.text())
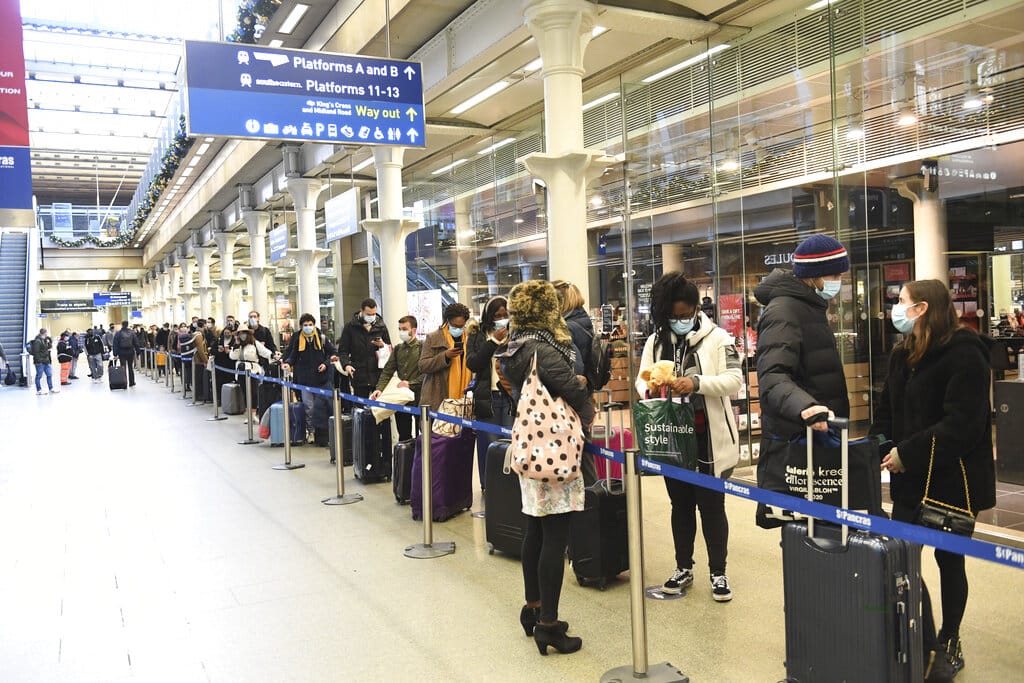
top-left (269, 224), bottom-right (289, 263)
top-left (324, 188), bottom-right (360, 244)
top-left (183, 41), bottom-right (425, 147)
top-left (93, 292), bottom-right (132, 307)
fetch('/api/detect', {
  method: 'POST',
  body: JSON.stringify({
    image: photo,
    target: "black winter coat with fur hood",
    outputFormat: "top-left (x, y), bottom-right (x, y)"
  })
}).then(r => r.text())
top-left (499, 336), bottom-right (595, 431)
top-left (869, 329), bottom-right (996, 514)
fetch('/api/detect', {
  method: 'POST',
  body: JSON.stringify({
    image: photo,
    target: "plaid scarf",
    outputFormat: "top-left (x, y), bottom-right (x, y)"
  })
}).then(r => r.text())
top-left (510, 329), bottom-right (577, 368)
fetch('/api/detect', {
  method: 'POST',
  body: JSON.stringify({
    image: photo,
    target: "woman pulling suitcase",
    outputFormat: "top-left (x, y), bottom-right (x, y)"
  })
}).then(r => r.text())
top-left (872, 280), bottom-right (996, 682)
top-left (499, 280), bottom-right (595, 656)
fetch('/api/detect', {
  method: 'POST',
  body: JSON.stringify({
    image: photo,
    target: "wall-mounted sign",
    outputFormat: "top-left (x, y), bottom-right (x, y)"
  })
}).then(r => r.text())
top-left (269, 223), bottom-right (289, 262)
top-left (0, 0), bottom-right (32, 226)
top-left (40, 299), bottom-right (97, 313)
top-left (183, 41), bottom-right (426, 147)
top-left (324, 188), bottom-right (360, 243)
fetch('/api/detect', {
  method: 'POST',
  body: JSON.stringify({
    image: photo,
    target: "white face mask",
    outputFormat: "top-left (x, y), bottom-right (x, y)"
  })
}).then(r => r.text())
top-left (398, 330), bottom-right (412, 343)
top-left (363, 314), bottom-right (376, 325)
top-left (493, 318), bottom-right (509, 330)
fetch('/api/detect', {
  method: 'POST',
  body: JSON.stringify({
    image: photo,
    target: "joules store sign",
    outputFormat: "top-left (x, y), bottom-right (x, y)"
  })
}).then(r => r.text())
top-left (0, 0), bottom-right (33, 226)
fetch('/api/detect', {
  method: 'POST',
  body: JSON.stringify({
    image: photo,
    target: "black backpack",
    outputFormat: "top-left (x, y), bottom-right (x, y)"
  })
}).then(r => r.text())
top-left (4, 366), bottom-right (16, 386)
top-left (586, 332), bottom-right (612, 392)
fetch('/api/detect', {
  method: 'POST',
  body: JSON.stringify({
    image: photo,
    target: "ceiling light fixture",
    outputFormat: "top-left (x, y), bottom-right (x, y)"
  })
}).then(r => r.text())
top-left (432, 158), bottom-right (468, 175)
top-left (451, 80), bottom-right (511, 114)
top-left (582, 93), bottom-right (618, 112)
top-left (478, 138), bottom-right (516, 155)
top-left (513, 217), bottom-right (525, 224)
top-left (351, 158), bottom-right (375, 172)
top-left (962, 87), bottom-right (983, 110)
top-left (592, 26), bottom-right (608, 37)
top-left (717, 159), bottom-right (740, 172)
top-left (846, 112), bottom-right (864, 140)
top-left (643, 44), bottom-right (730, 84)
top-left (195, 143), bottom-right (210, 155)
top-left (806, 0), bottom-right (831, 10)
top-left (277, 3), bottom-right (309, 35)
top-left (524, 58), bottom-right (543, 73)
top-left (896, 105), bottom-right (918, 126)
top-left (268, 39), bottom-right (284, 48)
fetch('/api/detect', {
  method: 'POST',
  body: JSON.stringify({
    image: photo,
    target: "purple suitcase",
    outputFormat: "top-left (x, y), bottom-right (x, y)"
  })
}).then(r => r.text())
top-left (410, 429), bottom-right (475, 522)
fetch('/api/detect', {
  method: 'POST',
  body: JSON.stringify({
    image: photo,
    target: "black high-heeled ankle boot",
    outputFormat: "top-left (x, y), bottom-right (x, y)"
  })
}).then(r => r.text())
top-left (519, 606), bottom-right (540, 636)
top-left (533, 622), bottom-right (582, 656)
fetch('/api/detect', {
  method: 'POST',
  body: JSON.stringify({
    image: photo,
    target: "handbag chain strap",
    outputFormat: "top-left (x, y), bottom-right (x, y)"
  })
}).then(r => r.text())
top-left (922, 435), bottom-right (973, 516)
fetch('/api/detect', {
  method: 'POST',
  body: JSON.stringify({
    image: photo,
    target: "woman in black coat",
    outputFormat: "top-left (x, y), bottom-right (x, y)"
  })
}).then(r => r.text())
top-left (871, 279), bottom-right (995, 680)
top-left (465, 296), bottom-right (511, 490)
top-left (753, 234), bottom-right (851, 527)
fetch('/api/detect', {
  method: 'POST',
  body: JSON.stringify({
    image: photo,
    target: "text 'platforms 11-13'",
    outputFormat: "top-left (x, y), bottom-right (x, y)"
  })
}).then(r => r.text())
top-left (184, 41), bottom-right (425, 147)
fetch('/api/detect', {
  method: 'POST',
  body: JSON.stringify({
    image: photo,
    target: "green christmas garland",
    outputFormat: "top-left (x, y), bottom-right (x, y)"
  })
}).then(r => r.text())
top-left (47, 116), bottom-right (194, 249)
top-left (226, 0), bottom-right (283, 44)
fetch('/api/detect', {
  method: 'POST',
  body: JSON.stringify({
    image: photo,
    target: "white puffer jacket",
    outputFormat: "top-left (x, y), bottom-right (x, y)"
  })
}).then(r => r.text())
top-left (229, 341), bottom-right (272, 375)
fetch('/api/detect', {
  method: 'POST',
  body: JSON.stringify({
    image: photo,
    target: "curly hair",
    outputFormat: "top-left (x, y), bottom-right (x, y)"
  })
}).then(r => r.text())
top-left (650, 271), bottom-right (699, 346)
top-left (444, 302), bottom-right (471, 323)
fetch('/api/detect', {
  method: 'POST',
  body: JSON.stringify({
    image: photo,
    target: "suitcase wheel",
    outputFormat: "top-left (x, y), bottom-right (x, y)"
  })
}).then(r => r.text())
top-left (488, 545), bottom-right (495, 555)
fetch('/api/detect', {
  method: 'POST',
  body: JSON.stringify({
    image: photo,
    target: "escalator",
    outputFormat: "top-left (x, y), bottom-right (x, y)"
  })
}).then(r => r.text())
top-left (406, 258), bottom-right (457, 308)
top-left (0, 231), bottom-right (29, 379)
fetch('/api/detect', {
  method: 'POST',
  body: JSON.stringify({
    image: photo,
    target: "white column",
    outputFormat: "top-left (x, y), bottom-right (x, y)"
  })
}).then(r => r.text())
top-left (484, 263), bottom-right (499, 297)
top-left (170, 264), bottom-right (183, 323)
top-left (285, 176), bottom-right (330, 319)
top-left (241, 208), bottom-right (276, 320)
top-left (454, 197), bottom-right (475, 304)
top-left (194, 246), bottom-right (216, 320)
top-left (179, 258), bottom-right (196, 321)
top-left (662, 243), bottom-right (684, 274)
top-left (895, 181), bottom-right (948, 282)
top-left (153, 277), bottom-right (165, 326)
top-left (213, 232), bottom-right (244, 321)
top-left (520, 0), bottom-right (612, 295)
top-left (362, 146), bottom-right (419, 328)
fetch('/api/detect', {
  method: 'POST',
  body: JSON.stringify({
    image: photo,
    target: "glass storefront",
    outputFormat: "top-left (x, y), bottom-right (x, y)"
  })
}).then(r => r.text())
top-left (394, 0), bottom-right (1024, 459)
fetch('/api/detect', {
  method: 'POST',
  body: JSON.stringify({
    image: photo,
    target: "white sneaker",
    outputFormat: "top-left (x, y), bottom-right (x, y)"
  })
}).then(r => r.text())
top-left (37, 389), bottom-right (46, 395)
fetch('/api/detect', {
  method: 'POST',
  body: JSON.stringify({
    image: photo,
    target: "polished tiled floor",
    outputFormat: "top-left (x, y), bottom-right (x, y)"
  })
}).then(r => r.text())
top-left (1, 373), bottom-right (1022, 682)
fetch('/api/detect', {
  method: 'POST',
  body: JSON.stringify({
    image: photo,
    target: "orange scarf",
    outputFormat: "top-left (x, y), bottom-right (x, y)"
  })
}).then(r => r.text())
top-left (443, 326), bottom-right (471, 398)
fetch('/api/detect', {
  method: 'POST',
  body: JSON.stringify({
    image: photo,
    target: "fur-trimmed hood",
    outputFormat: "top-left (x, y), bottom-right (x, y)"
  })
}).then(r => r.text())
top-left (508, 280), bottom-right (571, 345)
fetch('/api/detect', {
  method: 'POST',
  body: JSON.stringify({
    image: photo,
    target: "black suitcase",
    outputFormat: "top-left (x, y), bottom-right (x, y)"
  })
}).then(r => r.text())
top-left (258, 380), bottom-right (279, 419)
top-left (352, 407), bottom-right (392, 482)
top-left (484, 440), bottom-right (527, 557)
top-left (108, 360), bottom-right (127, 391)
top-left (392, 439), bottom-right (416, 504)
top-left (568, 478), bottom-right (629, 589)
top-left (782, 419), bottom-right (923, 683)
top-left (328, 414), bottom-right (353, 465)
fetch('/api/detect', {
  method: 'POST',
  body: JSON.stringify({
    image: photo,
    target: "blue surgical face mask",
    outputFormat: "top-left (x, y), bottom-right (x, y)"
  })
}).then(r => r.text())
top-left (891, 303), bottom-right (919, 334)
top-left (302, 325), bottom-right (315, 335)
top-left (449, 325), bottom-right (464, 338)
top-left (817, 279), bottom-right (842, 300)
top-left (670, 319), bottom-right (695, 336)
top-left (493, 318), bottom-right (509, 330)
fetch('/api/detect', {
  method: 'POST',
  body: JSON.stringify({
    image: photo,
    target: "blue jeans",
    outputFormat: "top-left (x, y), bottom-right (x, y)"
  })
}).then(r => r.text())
top-left (35, 363), bottom-right (53, 391)
top-left (476, 390), bottom-right (514, 489)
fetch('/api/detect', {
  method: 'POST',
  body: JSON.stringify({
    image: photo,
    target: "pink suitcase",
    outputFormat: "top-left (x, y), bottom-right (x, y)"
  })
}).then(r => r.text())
top-left (591, 392), bottom-right (631, 480)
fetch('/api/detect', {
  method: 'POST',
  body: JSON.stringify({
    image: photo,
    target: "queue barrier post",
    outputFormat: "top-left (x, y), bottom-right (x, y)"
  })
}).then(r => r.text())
top-left (168, 355), bottom-right (175, 392)
top-left (164, 352), bottom-right (170, 387)
top-left (187, 356), bottom-right (202, 406)
top-left (147, 349), bottom-right (155, 379)
top-left (150, 350), bottom-right (159, 382)
top-left (208, 364), bottom-right (228, 422)
top-left (404, 405), bottom-right (455, 559)
top-left (601, 448), bottom-right (688, 683)
top-left (239, 367), bottom-right (260, 444)
top-left (322, 387), bottom-right (363, 506)
top-left (181, 358), bottom-right (190, 399)
top-left (273, 373), bottom-right (305, 470)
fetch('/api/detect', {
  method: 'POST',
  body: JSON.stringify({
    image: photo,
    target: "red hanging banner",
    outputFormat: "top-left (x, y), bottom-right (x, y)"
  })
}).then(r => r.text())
top-left (0, 0), bottom-right (33, 225)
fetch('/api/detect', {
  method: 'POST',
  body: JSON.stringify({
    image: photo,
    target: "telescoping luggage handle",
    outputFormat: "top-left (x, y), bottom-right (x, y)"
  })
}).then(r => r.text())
top-left (806, 416), bottom-right (850, 545)
top-left (597, 388), bottom-right (627, 453)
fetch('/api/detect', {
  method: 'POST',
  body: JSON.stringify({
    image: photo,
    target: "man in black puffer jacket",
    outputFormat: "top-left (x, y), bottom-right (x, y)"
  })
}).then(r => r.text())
top-left (754, 234), bottom-right (851, 528)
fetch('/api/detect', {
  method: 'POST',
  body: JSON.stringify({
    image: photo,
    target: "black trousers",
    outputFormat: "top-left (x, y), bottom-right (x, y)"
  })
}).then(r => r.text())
top-left (121, 353), bottom-right (136, 386)
top-left (892, 503), bottom-right (970, 650)
top-left (522, 512), bottom-right (573, 623)
top-left (394, 387), bottom-right (421, 442)
top-left (664, 476), bottom-right (729, 574)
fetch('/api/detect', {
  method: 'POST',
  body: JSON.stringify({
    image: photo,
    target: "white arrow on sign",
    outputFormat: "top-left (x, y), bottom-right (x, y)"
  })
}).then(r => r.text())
top-left (406, 107), bottom-right (418, 121)
top-left (407, 128), bottom-right (420, 143)
top-left (253, 52), bottom-right (289, 67)
top-left (404, 65), bottom-right (416, 81)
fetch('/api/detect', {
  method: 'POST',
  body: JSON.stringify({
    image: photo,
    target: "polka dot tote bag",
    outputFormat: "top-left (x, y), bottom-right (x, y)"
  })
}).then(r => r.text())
top-left (511, 353), bottom-right (584, 484)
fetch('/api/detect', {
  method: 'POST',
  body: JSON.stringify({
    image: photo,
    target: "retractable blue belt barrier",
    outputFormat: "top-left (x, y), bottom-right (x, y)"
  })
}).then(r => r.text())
top-left (179, 368), bottom-right (1023, 570)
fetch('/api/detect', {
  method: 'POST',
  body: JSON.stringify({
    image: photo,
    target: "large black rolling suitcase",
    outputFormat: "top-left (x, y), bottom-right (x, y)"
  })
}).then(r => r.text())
top-left (108, 360), bottom-right (127, 391)
top-left (782, 418), bottom-right (922, 683)
top-left (392, 439), bottom-right (416, 504)
top-left (568, 478), bottom-right (629, 589)
top-left (352, 406), bottom-right (392, 482)
top-left (328, 414), bottom-right (353, 465)
top-left (484, 440), bottom-right (527, 557)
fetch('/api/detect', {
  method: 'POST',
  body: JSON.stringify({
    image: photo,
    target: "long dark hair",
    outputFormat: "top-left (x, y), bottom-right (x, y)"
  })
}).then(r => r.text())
top-left (650, 271), bottom-right (699, 349)
top-left (902, 279), bottom-right (966, 366)
top-left (481, 297), bottom-right (507, 332)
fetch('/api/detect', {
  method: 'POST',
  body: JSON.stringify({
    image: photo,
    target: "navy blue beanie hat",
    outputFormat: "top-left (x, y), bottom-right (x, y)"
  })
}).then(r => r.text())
top-left (792, 234), bottom-right (850, 278)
